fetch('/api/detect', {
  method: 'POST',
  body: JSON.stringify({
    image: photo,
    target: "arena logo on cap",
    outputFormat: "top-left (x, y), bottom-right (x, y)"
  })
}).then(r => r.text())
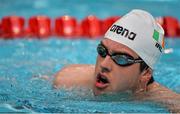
top-left (153, 29), bottom-right (164, 53)
top-left (109, 24), bottom-right (137, 40)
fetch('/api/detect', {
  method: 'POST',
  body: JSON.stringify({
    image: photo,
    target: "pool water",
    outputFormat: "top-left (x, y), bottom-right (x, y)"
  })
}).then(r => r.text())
top-left (0, 0), bottom-right (180, 113)
top-left (0, 0), bottom-right (180, 19)
top-left (0, 38), bottom-right (179, 113)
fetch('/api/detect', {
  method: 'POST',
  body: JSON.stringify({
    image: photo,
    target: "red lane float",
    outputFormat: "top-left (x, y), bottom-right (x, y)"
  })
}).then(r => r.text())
top-left (101, 16), bottom-right (120, 35)
top-left (179, 22), bottom-right (180, 36)
top-left (0, 21), bottom-right (2, 37)
top-left (75, 23), bottom-right (83, 37)
top-left (1, 16), bottom-right (25, 38)
top-left (55, 16), bottom-right (77, 37)
top-left (29, 16), bottom-right (51, 38)
top-left (163, 16), bottom-right (179, 37)
top-left (0, 15), bottom-right (180, 38)
top-left (81, 15), bottom-right (102, 38)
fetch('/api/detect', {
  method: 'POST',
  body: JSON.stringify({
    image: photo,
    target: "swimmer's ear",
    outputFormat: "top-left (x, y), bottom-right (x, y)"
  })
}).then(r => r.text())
top-left (136, 68), bottom-right (153, 93)
top-left (140, 68), bottom-right (152, 84)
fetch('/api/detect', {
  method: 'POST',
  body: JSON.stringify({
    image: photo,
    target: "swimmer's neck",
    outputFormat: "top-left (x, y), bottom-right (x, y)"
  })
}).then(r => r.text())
top-left (132, 82), bottom-right (159, 94)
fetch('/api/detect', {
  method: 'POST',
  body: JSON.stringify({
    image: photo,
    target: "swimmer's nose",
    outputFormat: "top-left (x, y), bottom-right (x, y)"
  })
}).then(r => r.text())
top-left (100, 55), bottom-right (112, 73)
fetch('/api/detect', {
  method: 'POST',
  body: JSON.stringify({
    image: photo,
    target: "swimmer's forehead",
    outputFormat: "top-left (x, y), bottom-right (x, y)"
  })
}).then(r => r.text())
top-left (101, 38), bottom-right (139, 58)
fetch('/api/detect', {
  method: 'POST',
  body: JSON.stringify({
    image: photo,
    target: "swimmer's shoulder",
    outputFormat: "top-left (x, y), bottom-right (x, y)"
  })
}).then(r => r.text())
top-left (153, 84), bottom-right (180, 113)
top-left (53, 64), bottom-right (95, 89)
top-left (146, 82), bottom-right (179, 98)
top-left (55, 64), bottom-right (95, 76)
top-left (150, 82), bottom-right (179, 95)
top-left (136, 82), bottom-right (179, 100)
top-left (143, 82), bottom-right (180, 113)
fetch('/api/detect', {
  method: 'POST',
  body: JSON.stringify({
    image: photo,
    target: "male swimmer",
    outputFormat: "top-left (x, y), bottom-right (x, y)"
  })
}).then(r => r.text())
top-left (53, 9), bottom-right (180, 113)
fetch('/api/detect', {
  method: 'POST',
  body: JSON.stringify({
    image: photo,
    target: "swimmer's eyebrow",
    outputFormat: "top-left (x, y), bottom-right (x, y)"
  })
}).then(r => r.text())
top-left (100, 41), bottom-right (135, 58)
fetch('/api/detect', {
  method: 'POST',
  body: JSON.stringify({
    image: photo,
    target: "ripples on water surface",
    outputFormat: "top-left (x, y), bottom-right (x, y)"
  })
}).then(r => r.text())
top-left (0, 38), bottom-right (179, 113)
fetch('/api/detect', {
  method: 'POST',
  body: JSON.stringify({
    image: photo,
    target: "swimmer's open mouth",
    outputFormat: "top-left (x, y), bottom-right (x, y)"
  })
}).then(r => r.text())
top-left (95, 73), bottom-right (109, 89)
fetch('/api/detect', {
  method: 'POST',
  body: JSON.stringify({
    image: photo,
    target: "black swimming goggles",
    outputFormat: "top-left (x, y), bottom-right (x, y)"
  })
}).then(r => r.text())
top-left (97, 43), bottom-right (144, 66)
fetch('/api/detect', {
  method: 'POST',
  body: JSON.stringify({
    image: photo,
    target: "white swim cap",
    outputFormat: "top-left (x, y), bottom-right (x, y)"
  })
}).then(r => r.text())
top-left (104, 9), bottom-right (165, 69)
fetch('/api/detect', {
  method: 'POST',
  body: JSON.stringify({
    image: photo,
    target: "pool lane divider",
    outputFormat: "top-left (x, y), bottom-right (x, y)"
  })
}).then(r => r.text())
top-left (0, 15), bottom-right (180, 39)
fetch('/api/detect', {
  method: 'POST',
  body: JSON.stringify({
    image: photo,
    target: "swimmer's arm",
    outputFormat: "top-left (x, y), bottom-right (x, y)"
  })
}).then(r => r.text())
top-left (149, 86), bottom-right (180, 113)
top-left (164, 93), bottom-right (180, 113)
top-left (53, 64), bottom-right (95, 89)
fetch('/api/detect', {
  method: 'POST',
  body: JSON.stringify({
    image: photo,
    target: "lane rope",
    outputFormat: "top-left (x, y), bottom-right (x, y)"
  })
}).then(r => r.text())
top-left (0, 15), bottom-right (179, 39)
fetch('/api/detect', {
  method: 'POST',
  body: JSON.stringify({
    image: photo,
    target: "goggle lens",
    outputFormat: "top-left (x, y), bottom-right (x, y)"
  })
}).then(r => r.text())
top-left (97, 43), bottom-right (143, 66)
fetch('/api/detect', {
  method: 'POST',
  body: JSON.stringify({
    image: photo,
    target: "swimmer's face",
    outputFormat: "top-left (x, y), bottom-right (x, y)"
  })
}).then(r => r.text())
top-left (93, 38), bottom-right (143, 95)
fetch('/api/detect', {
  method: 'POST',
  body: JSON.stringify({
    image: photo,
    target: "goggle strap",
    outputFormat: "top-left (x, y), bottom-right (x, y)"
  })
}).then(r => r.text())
top-left (127, 59), bottom-right (143, 63)
top-left (134, 59), bottom-right (144, 63)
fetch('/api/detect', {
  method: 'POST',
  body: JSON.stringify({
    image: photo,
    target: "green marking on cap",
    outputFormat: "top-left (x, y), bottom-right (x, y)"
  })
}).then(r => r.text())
top-left (153, 30), bottom-right (159, 41)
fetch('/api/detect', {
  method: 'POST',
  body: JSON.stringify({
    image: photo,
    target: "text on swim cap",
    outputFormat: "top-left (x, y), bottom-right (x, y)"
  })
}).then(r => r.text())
top-left (155, 42), bottom-right (162, 53)
top-left (110, 25), bottom-right (136, 40)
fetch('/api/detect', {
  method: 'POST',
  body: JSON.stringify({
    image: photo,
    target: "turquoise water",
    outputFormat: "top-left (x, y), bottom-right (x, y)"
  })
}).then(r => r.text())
top-left (0, 38), bottom-right (179, 113)
top-left (0, 0), bottom-right (180, 20)
top-left (0, 0), bottom-right (180, 113)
